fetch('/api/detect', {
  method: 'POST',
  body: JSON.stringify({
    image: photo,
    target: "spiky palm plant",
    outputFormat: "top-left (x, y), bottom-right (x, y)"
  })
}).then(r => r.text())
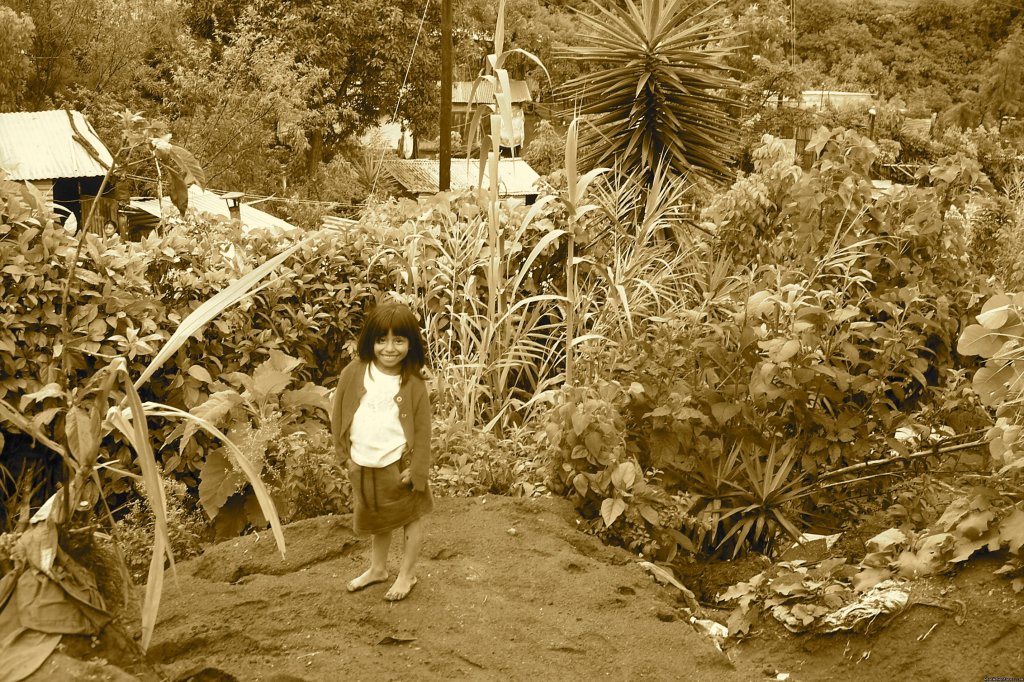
top-left (558, 0), bottom-right (741, 185)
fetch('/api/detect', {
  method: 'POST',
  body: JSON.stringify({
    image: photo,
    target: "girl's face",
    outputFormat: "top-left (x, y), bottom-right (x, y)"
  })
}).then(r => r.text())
top-left (373, 331), bottom-right (409, 375)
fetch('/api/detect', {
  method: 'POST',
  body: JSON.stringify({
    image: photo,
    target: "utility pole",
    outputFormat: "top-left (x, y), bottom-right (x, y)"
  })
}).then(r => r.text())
top-left (439, 0), bottom-right (452, 190)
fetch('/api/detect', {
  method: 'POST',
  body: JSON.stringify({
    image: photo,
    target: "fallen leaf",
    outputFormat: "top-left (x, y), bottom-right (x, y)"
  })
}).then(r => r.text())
top-left (936, 497), bottom-right (972, 532)
top-left (956, 511), bottom-right (995, 539)
top-left (852, 567), bottom-right (892, 593)
top-left (377, 635), bottom-right (417, 646)
top-left (727, 605), bottom-right (757, 637)
top-left (866, 528), bottom-right (908, 554)
top-left (638, 561), bottom-right (697, 606)
top-left (999, 508), bottom-right (1024, 554)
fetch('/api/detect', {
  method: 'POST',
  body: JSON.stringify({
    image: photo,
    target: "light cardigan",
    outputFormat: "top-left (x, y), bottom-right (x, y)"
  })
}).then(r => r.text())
top-left (331, 359), bottom-right (432, 491)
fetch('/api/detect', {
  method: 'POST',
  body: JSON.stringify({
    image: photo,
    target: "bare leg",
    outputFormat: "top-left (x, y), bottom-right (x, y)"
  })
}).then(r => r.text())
top-left (385, 518), bottom-right (423, 600)
top-left (347, 531), bottom-right (391, 591)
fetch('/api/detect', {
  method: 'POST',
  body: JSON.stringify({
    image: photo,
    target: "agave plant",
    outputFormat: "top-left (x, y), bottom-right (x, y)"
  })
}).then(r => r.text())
top-left (686, 439), bottom-right (820, 558)
top-left (558, 0), bottom-right (741, 185)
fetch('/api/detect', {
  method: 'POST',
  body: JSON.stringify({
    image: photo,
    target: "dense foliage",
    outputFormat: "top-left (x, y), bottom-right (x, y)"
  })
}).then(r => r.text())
top-left (0, 176), bottom-right (388, 538)
top-left (3, 3), bottom-right (1024, 667)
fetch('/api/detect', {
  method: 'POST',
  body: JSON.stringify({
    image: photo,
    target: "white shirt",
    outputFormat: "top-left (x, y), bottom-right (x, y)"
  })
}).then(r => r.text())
top-left (349, 365), bottom-right (406, 468)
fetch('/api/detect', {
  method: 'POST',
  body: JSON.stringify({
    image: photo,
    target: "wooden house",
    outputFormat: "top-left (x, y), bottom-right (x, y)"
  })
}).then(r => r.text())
top-left (383, 158), bottom-right (541, 204)
top-left (0, 110), bottom-right (117, 232)
top-left (451, 80), bottom-right (533, 150)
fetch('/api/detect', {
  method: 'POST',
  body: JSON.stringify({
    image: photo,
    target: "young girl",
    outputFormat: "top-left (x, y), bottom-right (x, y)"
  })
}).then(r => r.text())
top-left (331, 302), bottom-right (433, 601)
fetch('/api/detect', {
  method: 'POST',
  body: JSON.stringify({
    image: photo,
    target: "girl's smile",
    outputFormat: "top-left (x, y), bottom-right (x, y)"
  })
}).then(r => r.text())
top-left (373, 332), bottom-right (409, 375)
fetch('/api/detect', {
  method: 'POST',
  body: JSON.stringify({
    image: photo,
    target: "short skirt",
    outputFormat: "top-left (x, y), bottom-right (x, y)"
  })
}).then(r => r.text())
top-left (347, 458), bottom-right (433, 535)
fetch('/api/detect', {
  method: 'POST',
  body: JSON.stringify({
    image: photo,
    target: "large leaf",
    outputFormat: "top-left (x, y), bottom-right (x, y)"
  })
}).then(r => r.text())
top-left (976, 293), bottom-right (1013, 330)
top-left (199, 448), bottom-right (246, 518)
top-left (1000, 508), bottom-right (1024, 554)
top-left (957, 324), bottom-right (1004, 358)
top-left (251, 350), bottom-right (300, 401)
top-left (601, 496), bottom-right (626, 527)
top-left (168, 144), bottom-right (206, 188)
top-left (0, 397), bottom-right (64, 457)
top-left (180, 390), bottom-right (244, 451)
top-left (64, 405), bottom-right (101, 467)
top-left (142, 401), bottom-right (286, 557)
top-left (105, 360), bottom-right (173, 653)
top-left (167, 167), bottom-right (189, 216)
top-left (135, 244), bottom-right (299, 388)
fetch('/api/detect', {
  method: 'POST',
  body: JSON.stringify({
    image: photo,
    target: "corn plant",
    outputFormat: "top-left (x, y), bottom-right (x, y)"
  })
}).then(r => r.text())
top-left (0, 118), bottom-right (292, 659)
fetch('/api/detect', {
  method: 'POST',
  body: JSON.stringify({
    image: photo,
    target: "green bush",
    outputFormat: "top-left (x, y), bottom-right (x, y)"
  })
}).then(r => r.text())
top-left (544, 129), bottom-right (998, 559)
top-left (115, 478), bottom-right (206, 581)
top-left (0, 183), bottom-right (387, 522)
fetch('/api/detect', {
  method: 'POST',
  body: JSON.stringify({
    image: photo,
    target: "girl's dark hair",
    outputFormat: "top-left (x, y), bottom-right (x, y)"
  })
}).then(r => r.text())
top-left (356, 302), bottom-right (427, 382)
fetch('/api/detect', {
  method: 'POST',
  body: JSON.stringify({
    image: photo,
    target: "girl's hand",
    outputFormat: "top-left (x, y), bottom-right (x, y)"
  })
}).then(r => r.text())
top-left (399, 468), bottom-right (413, 488)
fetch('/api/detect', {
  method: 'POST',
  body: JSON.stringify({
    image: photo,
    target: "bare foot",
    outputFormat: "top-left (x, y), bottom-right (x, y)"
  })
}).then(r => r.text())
top-left (384, 576), bottom-right (418, 601)
top-left (346, 569), bottom-right (389, 593)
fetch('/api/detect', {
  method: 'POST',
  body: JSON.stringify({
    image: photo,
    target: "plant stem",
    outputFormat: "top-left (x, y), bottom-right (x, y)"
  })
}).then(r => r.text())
top-left (819, 437), bottom-right (988, 482)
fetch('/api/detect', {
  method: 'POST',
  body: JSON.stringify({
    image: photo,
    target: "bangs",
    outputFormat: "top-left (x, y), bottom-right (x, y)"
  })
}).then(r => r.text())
top-left (362, 304), bottom-right (421, 341)
top-left (356, 302), bottom-right (427, 376)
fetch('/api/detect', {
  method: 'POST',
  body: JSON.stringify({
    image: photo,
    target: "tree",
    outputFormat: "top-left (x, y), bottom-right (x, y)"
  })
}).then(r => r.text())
top-left (0, 7), bottom-right (34, 112)
top-left (557, 0), bottom-right (741, 184)
top-left (7, 0), bottom-right (179, 111)
top-left (157, 8), bottom-right (333, 194)
top-left (452, 0), bottom-right (584, 99)
top-left (724, 0), bottom-right (809, 110)
top-left (980, 27), bottom-right (1024, 122)
top-left (269, 0), bottom-right (442, 166)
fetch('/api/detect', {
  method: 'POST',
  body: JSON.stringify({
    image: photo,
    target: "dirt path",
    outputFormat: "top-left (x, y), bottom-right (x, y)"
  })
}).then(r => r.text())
top-left (142, 495), bottom-right (1024, 682)
top-left (149, 496), bottom-right (762, 681)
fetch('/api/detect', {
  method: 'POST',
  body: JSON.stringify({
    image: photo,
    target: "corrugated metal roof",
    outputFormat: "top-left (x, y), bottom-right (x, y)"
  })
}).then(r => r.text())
top-left (322, 215), bottom-right (358, 230)
top-left (798, 90), bottom-right (875, 112)
top-left (452, 80), bottom-right (532, 104)
top-left (129, 185), bottom-right (298, 236)
top-left (0, 110), bottom-right (113, 181)
top-left (383, 158), bottom-right (540, 198)
top-left (902, 118), bottom-right (933, 138)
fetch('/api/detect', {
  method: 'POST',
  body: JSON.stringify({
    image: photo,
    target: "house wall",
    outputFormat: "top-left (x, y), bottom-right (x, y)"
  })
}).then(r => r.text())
top-left (452, 104), bottom-right (526, 149)
top-left (29, 180), bottom-right (53, 201)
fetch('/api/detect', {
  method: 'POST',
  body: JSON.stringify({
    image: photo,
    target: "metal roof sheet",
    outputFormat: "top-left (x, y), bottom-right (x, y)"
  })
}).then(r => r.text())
top-left (129, 185), bottom-right (298, 236)
top-left (384, 158), bottom-right (541, 197)
top-left (797, 90), bottom-right (876, 112)
top-left (901, 118), bottom-right (933, 138)
top-left (0, 110), bottom-right (113, 181)
top-left (452, 80), bottom-right (532, 104)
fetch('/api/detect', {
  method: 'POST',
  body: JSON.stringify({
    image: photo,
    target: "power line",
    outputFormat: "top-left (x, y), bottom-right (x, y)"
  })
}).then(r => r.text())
top-left (369, 0), bottom-right (432, 199)
top-left (122, 174), bottom-right (368, 209)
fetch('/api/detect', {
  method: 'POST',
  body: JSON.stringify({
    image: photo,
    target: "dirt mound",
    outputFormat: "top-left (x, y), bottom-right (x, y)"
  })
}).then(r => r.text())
top-left (149, 496), bottom-right (758, 681)
top-left (37, 494), bottom-right (1021, 681)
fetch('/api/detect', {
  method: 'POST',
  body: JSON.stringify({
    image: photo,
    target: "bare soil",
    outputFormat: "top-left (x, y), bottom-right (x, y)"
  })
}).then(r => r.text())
top-left (30, 495), bottom-right (1024, 681)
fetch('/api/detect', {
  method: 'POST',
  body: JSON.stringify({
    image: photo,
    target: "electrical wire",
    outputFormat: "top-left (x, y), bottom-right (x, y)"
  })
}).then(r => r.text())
top-left (121, 173), bottom-right (368, 209)
top-left (368, 0), bottom-right (432, 199)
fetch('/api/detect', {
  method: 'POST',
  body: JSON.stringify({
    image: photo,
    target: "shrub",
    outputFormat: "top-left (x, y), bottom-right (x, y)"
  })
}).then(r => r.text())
top-left (544, 129), bottom-right (998, 558)
top-left (523, 120), bottom-right (565, 176)
top-left (115, 478), bottom-right (206, 581)
top-left (0, 181), bottom-right (387, 519)
top-left (542, 381), bottom-right (696, 560)
top-left (431, 418), bottom-right (544, 497)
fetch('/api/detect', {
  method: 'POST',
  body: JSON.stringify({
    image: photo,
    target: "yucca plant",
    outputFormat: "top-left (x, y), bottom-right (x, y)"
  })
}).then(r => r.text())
top-left (558, 0), bottom-right (741, 185)
top-left (688, 440), bottom-right (817, 558)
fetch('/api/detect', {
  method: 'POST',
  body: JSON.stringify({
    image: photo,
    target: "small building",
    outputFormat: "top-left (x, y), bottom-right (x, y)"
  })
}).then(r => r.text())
top-left (901, 115), bottom-right (936, 140)
top-left (382, 158), bottom-right (540, 204)
top-left (797, 90), bottom-right (876, 113)
top-left (0, 110), bottom-right (116, 232)
top-left (127, 185), bottom-right (299, 238)
top-left (452, 79), bottom-right (533, 150)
